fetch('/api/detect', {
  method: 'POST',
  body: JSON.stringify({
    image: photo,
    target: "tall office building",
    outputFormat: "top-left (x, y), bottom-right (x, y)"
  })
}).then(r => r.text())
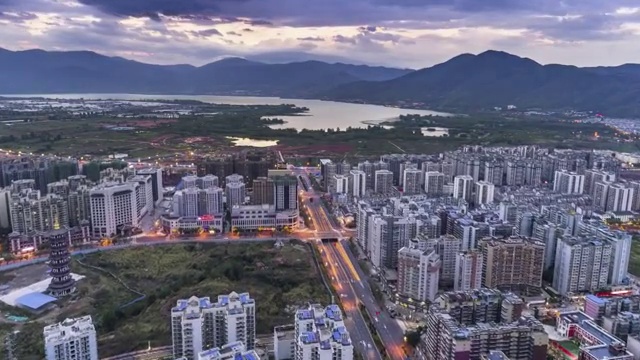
top-left (553, 170), bottom-right (585, 194)
top-left (481, 236), bottom-right (545, 293)
top-left (403, 168), bottom-right (423, 195)
top-left (474, 181), bottom-right (495, 206)
top-left (225, 182), bottom-right (246, 207)
top-left (454, 250), bottom-right (483, 291)
top-left (374, 170), bottom-right (393, 195)
top-left (453, 175), bottom-right (473, 203)
top-left (9, 189), bottom-right (68, 234)
top-left (251, 177), bottom-right (274, 205)
top-left (424, 172), bottom-right (445, 197)
top-left (605, 183), bottom-right (634, 212)
top-left (334, 174), bottom-right (349, 194)
top-left (397, 246), bottom-right (441, 301)
top-left (89, 182), bottom-right (139, 239)
top-left (274, 175), bottom-right (298, 211)
top-left (349, 170), bottom-right (366, 198)
top-left (44, 316), bottom-right (98, 360)
top-left (294, 304), bottom-right (353, 360)
top-left (553, 236), bottom-right (612, 296)
top-left (172, 292), bottom-right (256, 360)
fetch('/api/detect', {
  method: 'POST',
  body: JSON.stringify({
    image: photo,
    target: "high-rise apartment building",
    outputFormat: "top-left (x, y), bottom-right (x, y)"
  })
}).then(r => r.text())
top-left (553, 170), bottom-right (585, 194)
top-left (423, 290), bottom-right (548, 360)
top-left (199, 187), bottom-right (224, 216)
top-left (374, 170), bottom-right (393, 195)
top-left (397, 246), bottom-right (441, 301)
top-left (171, 292), bottom-right (256, 360)
top-left (454, 250), bottom-right (483, 291)
top-left (9, 189), bottom-right (68, 234)
top-left (605, 183), bottom-right (634, 212)
top-left (89, 182), bottom-right (139, 239)
top-left (136, 168), bottom-right (164, 205)
top-left (195, 341), bottom-right (260, 360)
top-left (481, 236), bottom-right (545, 293)
top-left (349, 170), bottom-right (366, 198)
top-left (403, 168), bottom-right (423, 195)
top-left (424, 171), bottom-right (445, 197)
top-left (44, 316), bottom-right (98, 360)
top-left (294, 304), bottom-right (353, 360)
top-left (474, 181), bottom-right (495, 206)
top-left (225, 182), bottom-right (246, 207)
top-left (334, 174), bottom-right (349, 194)
top-left (453, 175), bottom-right (474, 203)
top-left (197, 175), bottom-right (219, 190)
top-left (553, 237), bottom-right (613, 296)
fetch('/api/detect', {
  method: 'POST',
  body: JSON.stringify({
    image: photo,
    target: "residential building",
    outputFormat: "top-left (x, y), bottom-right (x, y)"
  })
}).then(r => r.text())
top-left (474, 181), bottom-right (495, 205)
top-left (553, 170), bottom-right (584, 194)
top-left (480, 236), bottom-right (545, 293)
top-left (424, 172), bottom-right (445, 197)
top-left (349, 170), bottom-right (366, 198)
top-left (44, 316), bottom-right (98, 360)
top-left (606, 183), bottom-right (634, 212)
top-left (197, 175), bottom-right (219, 190)
top-left (225, 182), bottom-right (246, 207)
top-left (273, 325), bottom-right (296, 360)
top-left (251, 177), bottom-right (274, 205)
top-left (89, 182), bottom-right (138, 239)
top-left (453, 175), bottom-right (473, 203)
top-left (553, 236), bottom-right (613, 296)
top-left (195, 341), bottom-right (259, 360)
top-left (294, 304), bottom-right (353, 360)
top-left (175, 188), bottom-right (200, 217)
top-left (454, 251), bottom-right (483, 291)
top-left (397, 246), bottom-right (441, 302)
top-left (403, 168), bottom-right (423, 195)
top-left (334, 175), bottom-right (349, 194)
top-left (9, 189), bottom-right (68, 234)
top-left (136, 168), bottom-right (164, 205)
top-left (374, 170), bottom-right (393, 195)
top-left (171, 292), bottom-right (256, 360)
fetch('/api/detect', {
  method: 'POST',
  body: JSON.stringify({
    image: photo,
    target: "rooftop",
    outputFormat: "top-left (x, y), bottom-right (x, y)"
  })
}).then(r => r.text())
top-left (15, 292), bottom-right (57, 310)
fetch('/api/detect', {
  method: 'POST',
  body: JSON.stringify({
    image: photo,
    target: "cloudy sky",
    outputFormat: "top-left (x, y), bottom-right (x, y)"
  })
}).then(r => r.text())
top-left (0, 0), bottom-right (639, 68)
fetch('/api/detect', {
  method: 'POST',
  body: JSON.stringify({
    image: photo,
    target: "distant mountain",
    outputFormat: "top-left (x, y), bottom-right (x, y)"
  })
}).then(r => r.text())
top-left (0, 48), bottom-right (411, 95)
top-left (322, 50), bottom-right (640, 117)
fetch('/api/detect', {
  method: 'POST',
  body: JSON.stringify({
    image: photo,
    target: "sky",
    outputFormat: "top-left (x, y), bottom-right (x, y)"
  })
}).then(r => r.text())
top-left (0, 0), bottom-right (640, 68)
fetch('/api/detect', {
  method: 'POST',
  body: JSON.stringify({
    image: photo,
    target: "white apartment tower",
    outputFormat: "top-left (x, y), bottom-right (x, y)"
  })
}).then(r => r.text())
top-left (397, 247), bottom-right (441, 301)
top-left (349, 170), bottom-right (366, 198)
top-left (225, 182), bottom-right (246, 207)
top-left (402, 168), bottom-right (423, 195)
top-left (294, 304), bottom-right (353, 360)
top-left (553, 170), bottom-right (585, 194)
top-left (175, 188), bottom-right (200, 217)
top-left (474, 181), bottom-right (495, 205)
top-left (424, 172), bottom-right (445, 197)
top-left (553, 237), bottom-right (612, 296)
top-left (374, 170), bottom-right (393, 195)
top-left (453, 175), bottom-right (474, 203)
top-left (44, 316), bottom-right (98, 360)
top-left (171, 292), bottom-right (256, 360)
top-left (89, 182), bottom-right (138, 239)
top-left (197, 175), bottom-right (219, 190)
top-left (454, 251), bottom-right (483, 291)
top-left (333, 175), bottom-right (349, 194)
top-left (605, 183), bottom-right (634, 212)
top-left (199, 187), bottom-right (224, 216)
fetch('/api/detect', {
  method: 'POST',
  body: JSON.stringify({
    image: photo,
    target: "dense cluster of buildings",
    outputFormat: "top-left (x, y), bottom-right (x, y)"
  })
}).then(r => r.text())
top-left (318, 146), bottom-right (640, 360)
top-left (162, 171), bottom-right (299, 234)
top-left (42, 292), bottom-right (352, 360)
top-left (0, 163), bottom-right (164, 253)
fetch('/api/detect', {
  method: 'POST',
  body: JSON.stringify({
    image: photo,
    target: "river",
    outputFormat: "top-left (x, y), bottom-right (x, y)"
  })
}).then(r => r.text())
top-left (6, 93), bottom-right (450, 131)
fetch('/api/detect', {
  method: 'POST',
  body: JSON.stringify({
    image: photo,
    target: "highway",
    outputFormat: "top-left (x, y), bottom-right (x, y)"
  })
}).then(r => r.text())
top-left (296, 168), bottom-right (406, 360)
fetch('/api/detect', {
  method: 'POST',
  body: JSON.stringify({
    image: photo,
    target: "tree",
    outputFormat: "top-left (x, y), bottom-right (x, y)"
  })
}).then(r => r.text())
top-left (405, 330), bottom-right (422, 347)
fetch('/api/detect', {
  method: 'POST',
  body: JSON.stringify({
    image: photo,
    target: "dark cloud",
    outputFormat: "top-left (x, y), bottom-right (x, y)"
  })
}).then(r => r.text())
top-left (333, 35), bottom-right (357, 45)
top-left (242, 28), bottom-right (254, 32)
top-left (191, 28), bottom-right (223, 37)
top-left (359, 25), bottom-right (379, 32)
top-left (0, 11), bottom-right (37, 22)
top-left (227, 31), bottom-right (242, 36)
top-left (243, 19), bottom-right (273, 26)
top-left (297, 36), bottom-right (325, 42)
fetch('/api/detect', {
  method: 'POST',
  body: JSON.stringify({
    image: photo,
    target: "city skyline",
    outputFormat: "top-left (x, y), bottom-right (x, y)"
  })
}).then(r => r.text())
top-left (0, 0), bottom-right (639, 67)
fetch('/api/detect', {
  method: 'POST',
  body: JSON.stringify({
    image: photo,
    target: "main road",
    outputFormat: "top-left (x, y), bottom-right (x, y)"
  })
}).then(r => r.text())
top-left (296, 168), bottom-right (406, 360)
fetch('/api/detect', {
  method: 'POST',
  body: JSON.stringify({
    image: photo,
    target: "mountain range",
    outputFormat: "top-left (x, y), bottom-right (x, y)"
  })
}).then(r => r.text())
top-left (1, 48), bottom-right (640, 116)
top-left (0, 48), bottom-right (411, 96)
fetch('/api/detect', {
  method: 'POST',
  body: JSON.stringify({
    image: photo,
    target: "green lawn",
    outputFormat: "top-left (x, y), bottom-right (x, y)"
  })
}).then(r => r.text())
top-left (5, 241), bottom-right (329, 358)
top-left (629, 236), bottom-right (640, 277)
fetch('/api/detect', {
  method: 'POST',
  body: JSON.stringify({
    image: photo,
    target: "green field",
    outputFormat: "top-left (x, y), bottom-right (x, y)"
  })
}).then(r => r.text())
top-left (629, 237), bottom-right (640, 277)
top-left (2, 241), bottom-right (329, 358)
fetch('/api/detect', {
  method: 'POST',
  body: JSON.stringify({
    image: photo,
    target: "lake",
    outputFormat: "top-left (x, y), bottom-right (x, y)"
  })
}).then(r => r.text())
top-left (7, 93), bottom-right (450, 131)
